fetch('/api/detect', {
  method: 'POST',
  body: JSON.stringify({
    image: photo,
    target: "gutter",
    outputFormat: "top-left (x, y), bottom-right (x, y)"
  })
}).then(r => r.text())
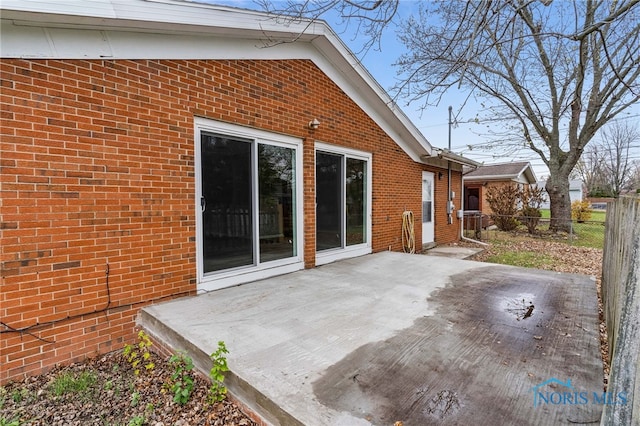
top-left (422, 148), bottom-right (482, 168)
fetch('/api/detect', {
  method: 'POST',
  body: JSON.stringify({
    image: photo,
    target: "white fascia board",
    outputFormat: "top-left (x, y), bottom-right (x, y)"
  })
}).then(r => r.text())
top-left (0, 0), bottom-right (433, 160)
top-left (523, 167), bottom-right (537, 184)
top-left (463, 174), bottom-right (519, 182)
top-left (1, 0), bottom-right (324, 40)
top-left (309, 36), bottom-right (432, 162)
top-left (0, 0), bottom-right (118, 18)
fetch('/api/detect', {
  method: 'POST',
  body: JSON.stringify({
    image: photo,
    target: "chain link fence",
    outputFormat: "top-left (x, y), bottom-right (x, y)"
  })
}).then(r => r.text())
top-left (463, 210), bottom-right (606, 249)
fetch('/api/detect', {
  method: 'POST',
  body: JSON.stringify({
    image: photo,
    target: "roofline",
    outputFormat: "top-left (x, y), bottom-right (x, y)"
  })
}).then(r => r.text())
top-left (463, 175), bottom-right (521, 182)
top-left (463, 162), bottom-right (537, 183)
top-left (0, 0), bottom-right (440, 163)
top-left (422, 149), bottom-right (481, 168)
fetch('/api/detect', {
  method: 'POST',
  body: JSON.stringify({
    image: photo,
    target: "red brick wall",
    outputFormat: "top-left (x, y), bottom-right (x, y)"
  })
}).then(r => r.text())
top-left (0, 58), bottom-right (462, 383)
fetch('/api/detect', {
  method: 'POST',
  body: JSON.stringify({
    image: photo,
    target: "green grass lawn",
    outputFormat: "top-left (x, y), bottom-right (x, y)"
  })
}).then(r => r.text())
top-left (484, 248), bottom-right (556, 269)
top-left (535, 209), bottom-right (606, 249)
top-left (474, 229), bottom-right (603, 273)
top-left (571, 221), bottom-right (606, 249)
top-left (540, 209), bottom-right (606, 222)
top-left (472, 213), bottom-right (606, 249)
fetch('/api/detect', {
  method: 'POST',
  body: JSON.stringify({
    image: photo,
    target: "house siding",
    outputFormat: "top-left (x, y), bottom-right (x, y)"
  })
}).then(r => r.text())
top-left (0, 58), bottom-right (461, 383)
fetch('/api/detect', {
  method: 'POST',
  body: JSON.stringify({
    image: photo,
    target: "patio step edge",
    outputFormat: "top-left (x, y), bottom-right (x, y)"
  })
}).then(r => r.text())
top-left (137, 307), bottom-right (304, 426)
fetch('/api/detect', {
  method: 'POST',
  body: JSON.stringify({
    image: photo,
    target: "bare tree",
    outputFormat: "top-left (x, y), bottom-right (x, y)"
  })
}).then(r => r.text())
top-left (600, 121), bottom-right (639, 196)
top-left (256, 0), bottom-right (399, 55)
top-left (573, 144), bottom-right (610, 196)
top-left (260, 0), bottom-right (640, 231)
top-left (574, 121), bottom-right (640, 196)
top-left (394, 0), bottom-right (640, 231)
top-left (625, 160), bottom-right (640, 193)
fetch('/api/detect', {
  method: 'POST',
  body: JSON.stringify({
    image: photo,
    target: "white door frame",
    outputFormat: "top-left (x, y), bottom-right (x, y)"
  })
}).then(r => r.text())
top-left (422, 171), bottom-right (435, 246)
top-left (314, 142), bottom-right (372, 266)
top-left (194, 117), bottom-right (305, 293)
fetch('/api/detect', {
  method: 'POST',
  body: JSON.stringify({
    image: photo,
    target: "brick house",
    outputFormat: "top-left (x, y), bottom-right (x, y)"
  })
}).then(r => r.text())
top-left (0, 0), bottom-right (477, 383)
top-left (463, 161), bottom-right (538, 215)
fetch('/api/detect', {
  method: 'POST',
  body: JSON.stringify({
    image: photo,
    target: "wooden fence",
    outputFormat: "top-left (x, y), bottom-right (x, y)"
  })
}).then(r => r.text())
top-left (204, 207), bottom-right (284, 241)
top-left (600, 195), bottom-right (640, 425)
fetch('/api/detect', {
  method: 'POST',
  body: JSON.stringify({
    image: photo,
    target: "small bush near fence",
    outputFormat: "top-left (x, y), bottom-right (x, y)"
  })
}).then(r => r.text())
top-left (464, 211), bottom-right (606, 249)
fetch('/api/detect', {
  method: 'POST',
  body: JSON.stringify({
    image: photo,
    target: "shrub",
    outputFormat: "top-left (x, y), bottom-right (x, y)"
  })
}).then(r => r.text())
top-left (519, 186), bottom-right (546, 234)
top-left (485, 184), bottom-right (520, 231)
top-left (571, 200), bottom-right (592, 222)
top-left (520, 206), bottom-right (542, 234)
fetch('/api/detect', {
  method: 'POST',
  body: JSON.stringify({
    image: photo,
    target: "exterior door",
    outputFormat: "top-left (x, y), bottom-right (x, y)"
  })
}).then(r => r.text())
top-left (195, 118), bottom-right (304, 292)
top-left (314, 144), bottom-right (372, 266)
top-left (422, 171), bottom-right (435, 245)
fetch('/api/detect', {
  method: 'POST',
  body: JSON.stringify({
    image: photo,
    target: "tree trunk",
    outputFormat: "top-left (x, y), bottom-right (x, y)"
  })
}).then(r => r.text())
top-left (546, 174), bottom-right (572, 233)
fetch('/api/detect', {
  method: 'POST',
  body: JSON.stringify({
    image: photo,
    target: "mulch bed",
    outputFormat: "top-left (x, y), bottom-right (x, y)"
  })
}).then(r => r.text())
top-left (1, 350), bottom-right (257, 426)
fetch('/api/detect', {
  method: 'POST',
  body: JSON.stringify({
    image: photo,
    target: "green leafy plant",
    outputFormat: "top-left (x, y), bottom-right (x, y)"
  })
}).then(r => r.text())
top-left (168, 351), bottom-right (195, 405)
top-left (123, 330), bottom-right (155, 376)
top-left (130, 391), bottom-right (140, 407)
top-left (11, 388), bottom-right (28, 404)
top-left (127, 415), bottom-right (145, 426)
top-left (51, 370), bottom-right (97, 396)
top-left (0, 416), bottom-right (21, 426)
top-left (207, 341), bottom-right (230, 404)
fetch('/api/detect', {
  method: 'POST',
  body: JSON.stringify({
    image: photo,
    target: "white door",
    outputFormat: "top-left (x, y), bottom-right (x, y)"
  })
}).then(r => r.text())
top-left (422, 171), bottom-right (435, 245)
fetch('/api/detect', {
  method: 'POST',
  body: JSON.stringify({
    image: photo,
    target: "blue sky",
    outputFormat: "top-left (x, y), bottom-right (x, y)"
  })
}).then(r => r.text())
top-left (196, 0), bottom-right (640, 180)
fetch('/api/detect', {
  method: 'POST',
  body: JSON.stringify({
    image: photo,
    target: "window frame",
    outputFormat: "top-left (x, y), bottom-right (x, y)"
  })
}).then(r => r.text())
top-left (314, 142), bottom-right (372, 266)
top-left (195, 117), bottom-right (304, 292)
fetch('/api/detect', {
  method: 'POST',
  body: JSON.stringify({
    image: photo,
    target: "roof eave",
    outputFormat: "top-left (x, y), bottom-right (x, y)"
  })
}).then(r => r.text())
top-left (0, 0), bottom-right (434, 162)
top-left (422, 149), bottom-right (481, 168)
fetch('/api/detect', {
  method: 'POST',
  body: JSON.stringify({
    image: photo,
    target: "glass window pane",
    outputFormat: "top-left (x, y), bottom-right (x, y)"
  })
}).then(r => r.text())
top-left (422, 176), bottom-right (433, 223)
top-left (316, 152), bottom-right (343, 251)
top-left (258, 144), bottom-right (296, 262)
top-left (201, 133), bottom-right (253, 272)
top-left (346, 158), bottom-right (366, 245)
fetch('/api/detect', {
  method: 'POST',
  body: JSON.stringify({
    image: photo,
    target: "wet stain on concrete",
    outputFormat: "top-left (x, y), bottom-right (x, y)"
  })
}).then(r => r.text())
top-left (313, 265), bottom-right (602, 425)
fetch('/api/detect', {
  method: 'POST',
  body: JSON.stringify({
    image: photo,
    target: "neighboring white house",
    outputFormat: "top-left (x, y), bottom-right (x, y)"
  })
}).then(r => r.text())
top-left (537, 180), bottom-right (585, 209)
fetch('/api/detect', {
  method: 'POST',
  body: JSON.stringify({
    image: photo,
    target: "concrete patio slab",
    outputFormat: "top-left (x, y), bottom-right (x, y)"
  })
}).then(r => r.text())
top-left (139, 252), bottom-right (603, 425)
top-left (423, 245), bottom-right (485, 259)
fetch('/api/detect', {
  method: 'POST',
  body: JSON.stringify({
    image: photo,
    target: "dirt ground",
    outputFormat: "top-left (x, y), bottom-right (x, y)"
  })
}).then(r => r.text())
top-left (0, 350), bottom-right (257, 426)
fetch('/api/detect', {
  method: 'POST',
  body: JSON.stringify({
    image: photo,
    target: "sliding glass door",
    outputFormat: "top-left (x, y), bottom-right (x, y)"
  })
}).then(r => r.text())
top-left (316, 149), bottom-right (368, 253)
top-left (201, 134), bottom-right (253, 272)
top-left (316, 152), bottom-right (343, 250)
top-left (258, 144), bottom-right (296, 263)
top-left (346, 158), bottom-right (366, 246)
top-left (200, 132), bottom-right (297, 274)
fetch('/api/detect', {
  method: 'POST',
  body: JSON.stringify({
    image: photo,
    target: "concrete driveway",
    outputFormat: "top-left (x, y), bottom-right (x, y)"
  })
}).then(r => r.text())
top-left (140, 251), bottom-right (603, 425)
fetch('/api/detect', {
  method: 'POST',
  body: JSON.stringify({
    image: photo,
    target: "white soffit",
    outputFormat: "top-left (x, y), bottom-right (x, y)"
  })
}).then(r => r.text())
top-left (0, 0), bottom-right (433, 161)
